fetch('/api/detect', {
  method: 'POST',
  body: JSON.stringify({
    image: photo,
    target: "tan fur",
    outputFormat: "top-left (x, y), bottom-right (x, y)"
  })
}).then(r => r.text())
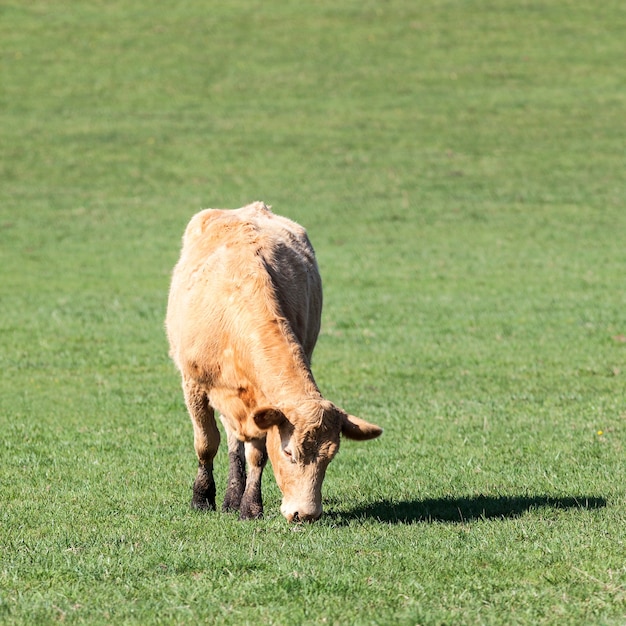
top-left (166, 202), bottom-right (382, 521)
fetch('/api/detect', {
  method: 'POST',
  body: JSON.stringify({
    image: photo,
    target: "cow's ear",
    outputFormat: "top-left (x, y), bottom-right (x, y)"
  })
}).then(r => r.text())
top-left (253, 406), bottom-right (287, 430)
top-left (341, 414), bottom-right (383, 441)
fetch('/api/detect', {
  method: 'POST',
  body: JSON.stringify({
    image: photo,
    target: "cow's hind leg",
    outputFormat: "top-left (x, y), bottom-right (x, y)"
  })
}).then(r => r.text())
top-left (183, 378), bottom-right (220, 510)
top-left (220, 416), bottom-right (246, 512)
top-left (239, 439), bottom-right (267, 520)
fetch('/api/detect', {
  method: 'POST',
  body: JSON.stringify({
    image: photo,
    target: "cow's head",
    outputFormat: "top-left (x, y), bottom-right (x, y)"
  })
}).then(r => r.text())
top-left (253, 401), bottom-right (382, 522)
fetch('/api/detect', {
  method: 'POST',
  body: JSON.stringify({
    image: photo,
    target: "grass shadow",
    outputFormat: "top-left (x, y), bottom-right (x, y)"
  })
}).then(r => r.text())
top-left (329, 495), bottom-right (607, 525)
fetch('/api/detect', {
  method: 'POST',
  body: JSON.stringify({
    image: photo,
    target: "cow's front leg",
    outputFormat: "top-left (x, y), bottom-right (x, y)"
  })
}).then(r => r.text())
top-left (184, 379), bottom-right (220, 510)
top-left (239, 439), bottom-right (267, 520)
top-left (220, 416), bottom-right (246, 512)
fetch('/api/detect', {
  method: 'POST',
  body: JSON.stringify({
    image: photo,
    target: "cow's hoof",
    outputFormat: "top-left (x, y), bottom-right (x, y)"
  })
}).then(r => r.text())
top-left (222, 499), bottom-right (241, 513)
top-left (239, 499), bottom-right (263, 520)
top-left (222, 487), bottom-right (243, 512)
top-left (192, 466), bottom-right (216, 511)
top-left (191, 497), bottom-right (216, 511)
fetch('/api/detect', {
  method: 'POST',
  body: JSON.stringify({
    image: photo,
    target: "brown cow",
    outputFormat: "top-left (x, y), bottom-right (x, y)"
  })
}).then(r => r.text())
top-left (166, 202), bottom-right (382, 521)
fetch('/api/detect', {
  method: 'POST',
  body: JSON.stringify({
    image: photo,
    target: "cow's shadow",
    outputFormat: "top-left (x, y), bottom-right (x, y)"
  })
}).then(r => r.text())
top-left (327, 494), bottom-right (607, 525)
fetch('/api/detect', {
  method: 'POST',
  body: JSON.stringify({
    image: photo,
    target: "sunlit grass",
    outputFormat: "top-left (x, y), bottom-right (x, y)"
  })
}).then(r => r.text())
top-left (1, 0), bottom-right (625, 624)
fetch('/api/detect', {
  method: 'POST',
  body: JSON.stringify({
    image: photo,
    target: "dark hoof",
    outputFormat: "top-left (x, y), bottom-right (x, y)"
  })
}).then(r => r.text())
top-left (192, 466), bottom-right (216, 510)
top-left (191, 498), bottom-right (216, 511)
top-left (223, 482), bottom-right (244, 511)
top-left (239, 498), bottom-right (263, 520)
top-left (223, 452), bottom-right (246, 513)
top-left (222, 500), bottom-right (241, 513)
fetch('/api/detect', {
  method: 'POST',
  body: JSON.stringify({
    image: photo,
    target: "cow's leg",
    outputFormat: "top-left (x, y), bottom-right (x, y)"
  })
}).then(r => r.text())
top-left (220, 416), bottom-right (246, 512)
top-left (239, 439), bottom-right (267, 520)
top-left (183, 378), bottom-right (220, 511)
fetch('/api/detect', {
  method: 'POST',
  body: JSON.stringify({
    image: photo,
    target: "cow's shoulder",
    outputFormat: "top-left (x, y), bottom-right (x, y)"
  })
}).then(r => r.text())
top-left (181, 203), bottom-right (275, 248)
top-left (182, 207), bottom-right (244, 251)
top-left (183, 203), bottom-right (314, 269)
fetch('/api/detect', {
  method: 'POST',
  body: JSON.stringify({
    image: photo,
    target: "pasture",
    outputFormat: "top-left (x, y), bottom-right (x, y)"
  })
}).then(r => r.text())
top-left (1, 0), bottom-right (625, 623)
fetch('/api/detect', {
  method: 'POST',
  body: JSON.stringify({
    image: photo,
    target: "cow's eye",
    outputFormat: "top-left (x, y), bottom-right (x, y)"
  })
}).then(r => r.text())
top-left (283, 448), bottom-right (296, 463)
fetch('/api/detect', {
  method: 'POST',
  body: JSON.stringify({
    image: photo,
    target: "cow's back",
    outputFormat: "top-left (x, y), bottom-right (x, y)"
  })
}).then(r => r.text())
top-left (166, 202), bottom-right (322, 377)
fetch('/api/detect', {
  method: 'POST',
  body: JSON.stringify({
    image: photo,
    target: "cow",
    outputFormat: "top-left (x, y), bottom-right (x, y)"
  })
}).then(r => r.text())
top-left (166, 202), bottom-right (382, 522)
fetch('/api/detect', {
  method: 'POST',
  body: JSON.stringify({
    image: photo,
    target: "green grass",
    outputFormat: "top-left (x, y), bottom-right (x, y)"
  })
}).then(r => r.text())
top-left (2, 0), bottom-right (626, 623)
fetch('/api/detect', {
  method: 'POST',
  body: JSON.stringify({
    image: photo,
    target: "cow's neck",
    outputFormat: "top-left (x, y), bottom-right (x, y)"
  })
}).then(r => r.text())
top-left (241, 319), bottom-right (322, 410)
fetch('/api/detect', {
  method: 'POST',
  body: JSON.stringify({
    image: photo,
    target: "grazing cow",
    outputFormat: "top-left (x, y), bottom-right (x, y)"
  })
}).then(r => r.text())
top-left (166, 202), bottom-right (382, 521)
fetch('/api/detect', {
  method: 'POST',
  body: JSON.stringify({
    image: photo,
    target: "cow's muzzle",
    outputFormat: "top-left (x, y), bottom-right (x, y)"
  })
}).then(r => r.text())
top-left (281, 501), bottom-right (323, 523)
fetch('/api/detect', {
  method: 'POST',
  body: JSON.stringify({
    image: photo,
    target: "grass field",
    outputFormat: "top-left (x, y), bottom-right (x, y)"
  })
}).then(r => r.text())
top-left (1, 0), bottom-right (626, 623)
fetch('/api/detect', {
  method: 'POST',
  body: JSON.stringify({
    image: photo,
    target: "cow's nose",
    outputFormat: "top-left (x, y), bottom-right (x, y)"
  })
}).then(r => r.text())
top-left (288, 510), bottom-right (321, 523)
top-left (281, 501), bottom-right (323, 522)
